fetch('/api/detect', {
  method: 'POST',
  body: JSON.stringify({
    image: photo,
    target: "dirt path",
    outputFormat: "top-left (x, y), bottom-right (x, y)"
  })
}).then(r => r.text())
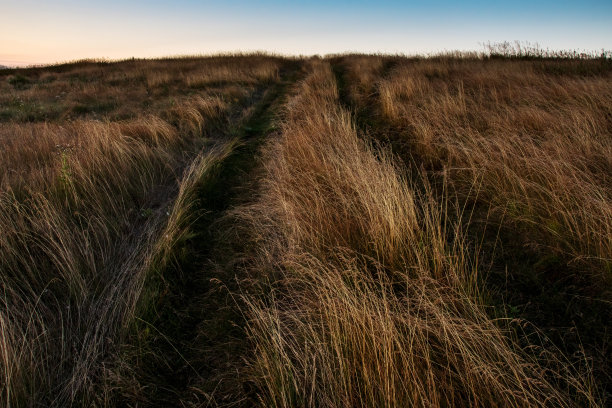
top-left (122, 62), bottom-right (302, 407)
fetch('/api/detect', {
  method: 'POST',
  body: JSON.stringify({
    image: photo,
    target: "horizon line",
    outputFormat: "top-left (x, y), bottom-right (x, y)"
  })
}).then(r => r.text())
top-left (3, 43), bottom-right (612, 69)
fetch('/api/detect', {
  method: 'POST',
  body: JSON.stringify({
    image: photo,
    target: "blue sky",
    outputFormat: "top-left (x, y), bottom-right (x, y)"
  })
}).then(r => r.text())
top-left (1, 0), bottom-right (611, 66)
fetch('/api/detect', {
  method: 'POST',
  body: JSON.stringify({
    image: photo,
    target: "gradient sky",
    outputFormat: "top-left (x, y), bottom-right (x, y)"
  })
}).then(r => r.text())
top-left (1, 0), bottom-right (611, 66)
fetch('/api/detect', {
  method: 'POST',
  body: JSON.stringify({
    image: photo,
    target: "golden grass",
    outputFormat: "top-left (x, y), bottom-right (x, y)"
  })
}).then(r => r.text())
top-left (237, 59), bottom-right (599, 407)
top-left (1, 53), bottom-right (608, 406)
top-left (0, 140), bottom-right (236, 405)
top-left (374, 59), bottom-right (612, 269)
top-left (0, 113), bottom-right (209, 404)
top-left (336, 54), bottom-right (385, 109)
top-left (0, 55), bottom-right (283, 405)
top-left (182, 61), bottom-right (279, 87)
top-left (0, 54), bottom-right (283, 122)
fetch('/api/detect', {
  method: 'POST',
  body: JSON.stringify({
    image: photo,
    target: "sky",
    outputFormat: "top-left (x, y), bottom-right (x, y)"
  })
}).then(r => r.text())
top-left (1, 0), bottom-right (611, 66)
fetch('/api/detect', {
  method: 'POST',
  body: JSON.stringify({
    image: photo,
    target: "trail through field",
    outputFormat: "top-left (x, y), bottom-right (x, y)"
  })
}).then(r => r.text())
top-left (3, 55), bottom-right (609, 408)
top-left (125, 63), bottom-right (301, 407)
top-left (329, 57), bottom-right (612, 404)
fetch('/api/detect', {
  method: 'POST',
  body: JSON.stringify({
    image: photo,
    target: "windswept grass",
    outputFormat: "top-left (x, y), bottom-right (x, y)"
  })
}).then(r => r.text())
top-left (374, 58), bottom-right (612, 268)
top-left (332, 53), bottom-right (612, 402)
top-left (0, 54), bottom-right (283, 122)
top-left (1, 53), bottom-right (609, 407)
top-left (236, 59), bottom-right (599, 407)
top-left (0, 55), bottom-right (284, 406)
top-left (0, 112), bottom-right (221, 406)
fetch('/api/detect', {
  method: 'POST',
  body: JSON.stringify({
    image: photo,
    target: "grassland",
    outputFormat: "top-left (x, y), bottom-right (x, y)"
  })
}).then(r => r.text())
top-left (0, 51), bottom-right (610, 407)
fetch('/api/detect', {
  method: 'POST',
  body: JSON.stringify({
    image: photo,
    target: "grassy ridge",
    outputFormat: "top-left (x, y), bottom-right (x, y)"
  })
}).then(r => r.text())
top-left (0, 54), bottom-right (610, 406)
top-left (0, 55), bottom-right (283, 122)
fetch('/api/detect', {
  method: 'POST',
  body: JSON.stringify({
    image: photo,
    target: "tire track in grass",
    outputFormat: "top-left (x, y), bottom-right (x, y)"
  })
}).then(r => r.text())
top-left (329, 56), bottom-right (610, 405)
top-left (118, 61), bottom-right (302, 407)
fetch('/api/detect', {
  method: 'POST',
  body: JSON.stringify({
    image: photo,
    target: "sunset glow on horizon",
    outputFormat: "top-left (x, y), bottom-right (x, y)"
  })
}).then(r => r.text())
top-left (1, 0), bottom-right (611, 67)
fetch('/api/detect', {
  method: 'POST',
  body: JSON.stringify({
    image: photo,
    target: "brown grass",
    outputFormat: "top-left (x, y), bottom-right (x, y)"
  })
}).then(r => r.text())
top-left (237, 59), bottom-right (599, 407)
top-left (375, 59), bottom-right (612, 269)
top-left (0, 56), bottom-right (280, 406)
top-left (1, 53), bottom-right (608, 407)
top-left (0, 116), bottom-right (213, 405)
top-left (0, 54), bottom-right (283, 122)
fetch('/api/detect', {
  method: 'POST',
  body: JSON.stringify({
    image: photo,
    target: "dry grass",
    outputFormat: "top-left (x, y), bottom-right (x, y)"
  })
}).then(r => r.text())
top-left (373, 58), bottom-right (612, 271)
top-left (1, 53), bottom-right (609, 407)
top-left (0, 54), bottom-right (282, 122)
top-left (182, 60), bottom-right (279, 87)
top-left (237, 59), bottom-right (599, 407)
top-left (0, 56), bottom-right (281, 406)
top-left (0, 115), bottom-right (216, 405)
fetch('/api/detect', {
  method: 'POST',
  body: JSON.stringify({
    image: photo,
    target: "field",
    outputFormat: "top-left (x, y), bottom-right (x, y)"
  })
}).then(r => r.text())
top-left (0, 52), bottom-right (610, 407)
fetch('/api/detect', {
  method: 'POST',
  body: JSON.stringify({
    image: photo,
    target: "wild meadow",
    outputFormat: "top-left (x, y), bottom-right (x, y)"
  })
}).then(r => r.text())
top-left (0, 50), bottom-right (610, 406)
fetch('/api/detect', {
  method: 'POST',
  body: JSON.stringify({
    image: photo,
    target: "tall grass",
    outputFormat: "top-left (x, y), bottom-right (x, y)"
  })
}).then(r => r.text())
top-left (374, 59), bottom-right (612, 271)
top-left (1, 53), bottom-right (607, 406)
top-left (0, 91), bottom-right (235, 405)
top-left (237, 59), bottom-right (598, 407)
top-left (0, 54), bottom-right (283, 122)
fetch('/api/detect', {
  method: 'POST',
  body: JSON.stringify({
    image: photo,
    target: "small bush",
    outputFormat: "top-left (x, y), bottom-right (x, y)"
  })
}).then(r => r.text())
top-left (7, 74), bottom-right (32, 89)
